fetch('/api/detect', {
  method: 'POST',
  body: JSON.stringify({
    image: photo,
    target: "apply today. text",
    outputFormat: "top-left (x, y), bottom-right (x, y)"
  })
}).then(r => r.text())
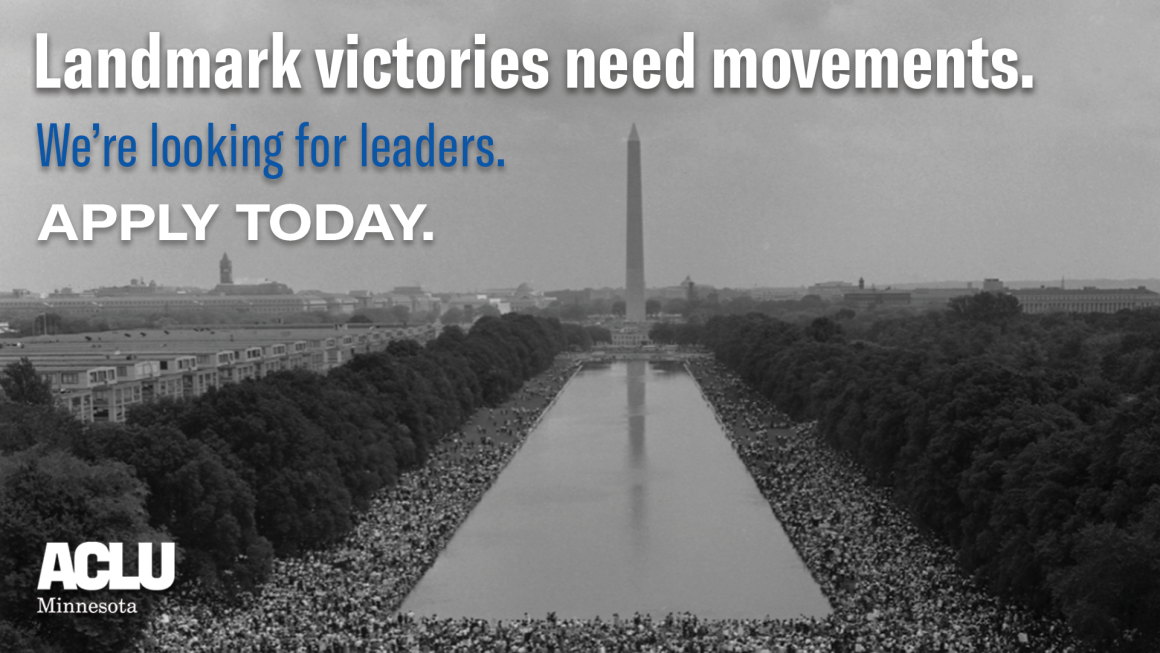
top-left (37, 203), bottom-right (431, 243)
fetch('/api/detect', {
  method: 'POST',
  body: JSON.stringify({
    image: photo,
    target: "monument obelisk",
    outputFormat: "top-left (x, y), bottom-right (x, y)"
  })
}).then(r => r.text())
top-left (625, 124), bottom-right (646, 323)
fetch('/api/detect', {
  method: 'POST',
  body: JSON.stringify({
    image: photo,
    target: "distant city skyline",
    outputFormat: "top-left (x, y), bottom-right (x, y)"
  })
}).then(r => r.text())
top-left (8, 261), bottom-right (1160, 298)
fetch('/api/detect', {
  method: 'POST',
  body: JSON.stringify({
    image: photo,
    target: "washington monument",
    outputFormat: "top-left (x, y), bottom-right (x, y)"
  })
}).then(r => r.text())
top-left (626, 124), bottom-right (646, 323)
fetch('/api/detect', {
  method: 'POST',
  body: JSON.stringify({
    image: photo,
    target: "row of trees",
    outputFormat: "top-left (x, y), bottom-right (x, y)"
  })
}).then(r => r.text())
top-left (698, 296), bottom-right (1160, 650)
top-left (1, 289), bottom-right (860, 337)
top-left (0, 314), bottom-right (569, 653)
top-left (543, 291), bottom-right (840, 324)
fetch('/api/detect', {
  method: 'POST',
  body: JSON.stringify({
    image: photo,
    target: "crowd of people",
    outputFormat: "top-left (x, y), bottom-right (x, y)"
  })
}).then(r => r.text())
top-left (136, 360), bottom-right (581, 652)
top-left (686, 359), bottom-right (1081, 653)
top-left (136, 357), bottom-right (1086, 652)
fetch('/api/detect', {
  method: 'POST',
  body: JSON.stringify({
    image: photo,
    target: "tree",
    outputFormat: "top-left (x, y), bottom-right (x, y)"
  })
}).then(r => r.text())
top-left (0, 313), bottom-right (574, 652)
top-left (1, 359), bottom-right (54, 406)
top-left (347, 314), bottom-right (372, 324)
top-left (585, 326), bottom-right (612, 344)
top-left (611, 300), bottom-right (626, 316)
top-left (649, 322), bottom-right (676, 344)
top-left (0, 449), bottom-right (163, 652)
top-left (389, 305), bottom-right (411, 325)
top-left (663, 298), bottom-right (688, 316)
top-left (805, 317), bottom-right (843, 343)
top-left (559, 304), bottom-right (587, 321)
top-left (478, 304), bottom-right (501, 318)
top-left (440, 307), bottom-right (464, 324)
top-left (673, 323), bottom-right (704, 346)
top-left (700, 304), bottom-right (1160, 651)
top-left (0, 401), bottom-right (83, 454)
top-left (70, 423), bottom-right (272, 594)
top-left (560, 323), bottom-right (593, 350)
top-left (726, 296), bottom-right (757, 315)
top-left (799, 294), bottom-right (824, 307)
top-left (948, 292), bottom-right (1021, 324)
top-left (646, 299), bottom-right (662, 316)
top-left (1050, 523), bottom-right (1160, 647)
top-left (351, 308), bottom-right (396, 323)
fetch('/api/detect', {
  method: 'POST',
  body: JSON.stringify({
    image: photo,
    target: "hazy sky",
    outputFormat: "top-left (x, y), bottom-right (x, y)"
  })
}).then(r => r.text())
top-left (3, 1), bottom-right (1159, 294)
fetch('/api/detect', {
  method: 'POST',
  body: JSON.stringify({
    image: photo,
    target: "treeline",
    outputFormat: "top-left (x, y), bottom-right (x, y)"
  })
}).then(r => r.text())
top-left (698, 298), bottom-right (1160, 650)
top-left (542, 292), bottom-right (838, 324)
top-left (0, 314), bottom-right (567, 653)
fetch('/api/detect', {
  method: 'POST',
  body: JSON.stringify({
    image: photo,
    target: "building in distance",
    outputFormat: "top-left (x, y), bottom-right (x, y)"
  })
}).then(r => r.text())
top-left (486, 283), bottom-right (556, 312)
top-left (842, 278), bottom-right (910, 309)
top-left (909, 284), bottom-right (980, 308)
top-left (1011, 286), bottom-right (1160, 314)
top-left (748, 287), bottom-right (806, 302)
top-left (0, 323), bottom-right (438, 423)
top-left (808, 281), bottom-right (857, 302)
top-left (0, 254), bottom-right (355, 317)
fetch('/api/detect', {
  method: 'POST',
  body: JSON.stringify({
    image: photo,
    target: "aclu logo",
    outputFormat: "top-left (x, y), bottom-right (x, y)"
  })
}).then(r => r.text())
top-left (38, 542), bottom-right (175, 591)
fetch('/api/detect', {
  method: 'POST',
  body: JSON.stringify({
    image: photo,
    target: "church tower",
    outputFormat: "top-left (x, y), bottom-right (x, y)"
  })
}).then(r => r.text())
top-left (220, 253), bottom-right (233, 285)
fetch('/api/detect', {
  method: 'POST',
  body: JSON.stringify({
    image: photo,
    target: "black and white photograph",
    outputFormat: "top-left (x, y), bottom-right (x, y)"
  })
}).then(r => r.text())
top-left (2, 1), bottom-right (1159, 651)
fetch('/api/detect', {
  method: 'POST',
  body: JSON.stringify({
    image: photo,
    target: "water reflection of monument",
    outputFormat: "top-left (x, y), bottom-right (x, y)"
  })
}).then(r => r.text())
top-left (627, 360), bottom-right (647, 544)
top-left (627, 360), bottom-right (646, 467)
